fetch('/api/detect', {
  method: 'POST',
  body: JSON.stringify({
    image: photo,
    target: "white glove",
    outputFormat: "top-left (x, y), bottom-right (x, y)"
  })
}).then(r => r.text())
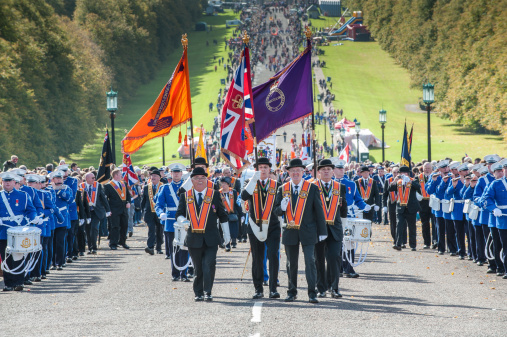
top-left (280, 197), bottom-right (290, 211)
top-left (181, 177), bottom-right (193, 191)
top-left (383, 206), bottom-right (387, 213)
top-left (364, 204), bottom-right (371, 212)
top-left (374, 205), bottom-right (380, 212)
top-left (0, 219), bottom-right (2, 227)
top-left (403, 175), bottom-right (411, 184)
top-left (241, 216), bottom-right (245, 223)
top-left (221, 222), bottom-right (231, 244)
top-left (319, 235), bottom-right (327, 242)
top-left (79, 219), bottom-right (85, 226)
top-left (416, 192), bottom-right (423, 201)
top-left (87, 218), bottom-right (91, 224)
top-left (160, 213), bottom-right (168, 221)
top-left (177, 216), bottom-right (186, 223)
top-left (37, 217), bottom-right (44, 225)
top-left (493, 208), bottom-right (502, 217)
top-left (245, 171), bottom-right (261, 195)
top-left (236, 196), bottom-right (242, 206)
top-left (106, 212), bottom-right (112, 217)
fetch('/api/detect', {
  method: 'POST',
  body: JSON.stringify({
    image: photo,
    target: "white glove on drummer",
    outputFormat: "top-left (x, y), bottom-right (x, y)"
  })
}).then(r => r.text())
top-left (383, 206), bottom-right (387, 213)
top-left (79, 219), bottom-right (85, 226)
top-left (37, 217), bottom-right (44, 225)
top-left (416, 192), bottom-right (423, 201)
top-left (280, 197), bottom-right (290, 211)
top-left (493, 208), bottom-right (502, 217)
top-left (177, 216), bottom-right (186, 223)
top-left (160, 213), bottom-right (168, 221)
top-left (181, 177), bottom-right (193, 192)
top-left (245, 171), bottom-right (261, 195)
top-left (364, 204), bottom-right (371, 212)
top-left (374, 205), bottom-right (379, 212)
top-left (221, 222), bottom-right (231, 244)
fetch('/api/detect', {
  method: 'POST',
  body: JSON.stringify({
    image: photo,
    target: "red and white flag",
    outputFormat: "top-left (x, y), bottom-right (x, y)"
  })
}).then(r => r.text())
top-left (339, 143), bottom-right (350, 163)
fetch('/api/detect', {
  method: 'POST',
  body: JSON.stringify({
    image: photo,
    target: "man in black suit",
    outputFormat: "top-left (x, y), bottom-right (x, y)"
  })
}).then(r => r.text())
top-left (222, 167), bottom-right (242, 192)
top-left (274, 158), bottom-right (327, 304)
top-left (356, 166), bottom-right (380, 221)
top-left (82, 172), bottom-right (110, 254)
top-left (389, 166), bottom-right (422, 251)
top-left (141, 170), bottom-right (164, 255)
top-left (175, 167), bottom-right (229, 302)
top-left (314, 159), bottom-right (348, 299)
top-left (104, 169), bottom-right (131, 250)
top-left (413, 162), bottom-right (434, 248)
top-left (241, 157), bottom-right (281, 299)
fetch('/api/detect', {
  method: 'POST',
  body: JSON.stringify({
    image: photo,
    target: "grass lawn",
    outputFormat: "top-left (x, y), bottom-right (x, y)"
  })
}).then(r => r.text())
top-left (69, 10), bottom-right (240, 167)
top-left (308, 17), bottom-right (507, 162)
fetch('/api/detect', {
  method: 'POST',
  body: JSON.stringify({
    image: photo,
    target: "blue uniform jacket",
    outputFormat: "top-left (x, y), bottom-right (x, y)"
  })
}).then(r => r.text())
top-left (20, 185), bottom-right (43, 224)
top-left (52, 185), bottom-right (73, 229)
top-left (373, 174), bottom-right (387, 195)
top-left (437, 177), bottom-right (453, 220)
top-left (462, 185), bottom-right (475, 223)
top-left (45, 187), bottom-right (58, 231)
top-left (37, 190), bottom-right (64, 237)
top-left (446, 180), bottom-right (464, 221)
top-left (483, 178), bottom-right (507, 230)
top-left (474, 173), bottom-right (494, 225)
top-left (334, 176), bottom-right (367, 218)
top-left (425, 173), bottom-right (443, 217)
top-left (64, 176), bottom-right (79, 221)
top-left (155, 180), bottom-right (183, 232)
top-left (0, 189), bottom-right (37, 240)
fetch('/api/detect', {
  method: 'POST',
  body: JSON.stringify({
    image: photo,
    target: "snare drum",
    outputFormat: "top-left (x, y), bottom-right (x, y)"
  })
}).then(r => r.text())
top-left (173, 220), bottom-right (189, 250)
top-left (6, 226), bottom-right (42, 253)
top-left (468, 205), bottom-right (479, 220)
top-left (441, 199), bottom-right (451, 213)
top-left (343, 219), bottom-right (371, 242)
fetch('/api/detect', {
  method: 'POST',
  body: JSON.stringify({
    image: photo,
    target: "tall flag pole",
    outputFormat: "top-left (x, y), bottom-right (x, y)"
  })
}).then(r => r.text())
top-left (305, 27), bottom-right (318, 178)
top-left (401, 120), bottom-right (411, 168)
top-left (97, 129), bottom-right (114, 183)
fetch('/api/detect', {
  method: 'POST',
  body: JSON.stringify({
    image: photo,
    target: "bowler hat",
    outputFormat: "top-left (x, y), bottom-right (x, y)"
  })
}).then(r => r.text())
top-left (318, 159), bottom-right (334, 170)
top-left (399, 166), bottom-right (410, 173)
top-left (190, 167), bottom-right (208, 178)
top-left (192, 157), bottom-right (209, 168)
top-left (286, 158), bottom-right (306, 169)
top-left (254, 157), bottom-right (272, 168)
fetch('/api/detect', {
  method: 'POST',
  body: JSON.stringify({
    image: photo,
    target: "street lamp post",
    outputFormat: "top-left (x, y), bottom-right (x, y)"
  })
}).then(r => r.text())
top-left (423, 83), bottom-right (435, 161)
top-left (355, 121), bottom-right (361, 162)
top-left (379, 109), bottom-right (387, 162)
top-left (106, 88), bottom-right (118, 164)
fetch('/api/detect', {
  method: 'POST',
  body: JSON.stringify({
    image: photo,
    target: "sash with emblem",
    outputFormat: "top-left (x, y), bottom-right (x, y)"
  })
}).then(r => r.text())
top-left (186, 188), bottom-right (214, 233)
top-left (397, 179), bottom-right (412, 206)
top-left (80, 181), bottom-right (98, 206)
top-left (388, 177), bottom-right (397, 203)
top-left (419, 173), bottom-right (430, 199)
top-left (109, 180), bottom-right (127, 201)
top-left (207, 180), bottom-right (215, 189)
top-left (359, 177), bottom-right (373, 201)
top-left (148, 182), bottom-right (162, 212)
top-left (314, 180), bottom-right (341, 225)
top-left (252, 179), bottom-right (276, 225)
top-left (220, 189), bottom-right (235, 213)
top-left (282, 180), bottom-right (311, 230)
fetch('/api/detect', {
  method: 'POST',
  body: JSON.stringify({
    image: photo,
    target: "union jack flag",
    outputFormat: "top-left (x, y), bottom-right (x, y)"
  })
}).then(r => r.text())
top-left (122, 154), bottom-right (139, 197)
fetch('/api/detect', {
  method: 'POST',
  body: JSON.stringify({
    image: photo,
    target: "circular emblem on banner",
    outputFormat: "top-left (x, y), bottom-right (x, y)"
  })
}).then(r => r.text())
top-left (187, 195), bottom-right (194, 204)
top-left (266, 88), bottom-right (285, 112)
top-left (204, 195), bottom-right (212, 204)
top-left (267, 187), bottom-right (276, 195)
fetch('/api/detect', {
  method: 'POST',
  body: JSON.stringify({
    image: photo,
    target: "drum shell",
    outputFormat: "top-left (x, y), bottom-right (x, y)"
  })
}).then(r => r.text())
top-left (7, 226), bottom-right (42, 253)
top-left (173, 222), bottom-right (188, 250)
top-left (343, 219), bottom-right (371, 242)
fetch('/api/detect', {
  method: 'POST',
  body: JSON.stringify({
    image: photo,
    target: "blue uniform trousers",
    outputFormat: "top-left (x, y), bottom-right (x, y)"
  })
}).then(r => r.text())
top-left (482, 225), bottom-right (497, 270)
top-left (0, 240), bottom-right (25, 287)
top-left (47, 230), bottom-right (54, 268)
top-left (41, 236), bottom-right (50, 275)
top-left (453, 219), bottom-right (466, 257)
top-left (53, 227), bottom-right (67, 267)
top-left (474, 225), bottom-right (487, 263)
top-left (498, 228), bottom-right (507, 274)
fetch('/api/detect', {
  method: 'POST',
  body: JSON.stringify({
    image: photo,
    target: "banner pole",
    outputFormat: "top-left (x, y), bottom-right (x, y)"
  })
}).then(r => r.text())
top-left (305, 26), bottom-right (318, 178)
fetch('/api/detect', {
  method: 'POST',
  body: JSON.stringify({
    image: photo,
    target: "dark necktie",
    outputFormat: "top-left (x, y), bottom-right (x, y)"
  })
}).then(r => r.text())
top-left (88, 186), bottom-right (92, 197)
top-left (197, 192), bottom-right (203, 208)
top-left (261, 180), bottom-right (266, 188)
top-left (292, 185), bottom-right (299, 206)
top-left (325, 183), bottom-right (329, 190)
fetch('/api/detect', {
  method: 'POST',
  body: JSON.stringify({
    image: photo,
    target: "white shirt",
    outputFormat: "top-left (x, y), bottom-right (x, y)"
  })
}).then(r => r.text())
top-left (291, 181), bottom-right (302, 194)
top-left (194, 188), bottom-right (207, 202)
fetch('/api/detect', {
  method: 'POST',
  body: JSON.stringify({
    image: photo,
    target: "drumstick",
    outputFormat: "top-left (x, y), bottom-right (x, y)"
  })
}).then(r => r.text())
top-left (240, 247), bottom-right (251, 281)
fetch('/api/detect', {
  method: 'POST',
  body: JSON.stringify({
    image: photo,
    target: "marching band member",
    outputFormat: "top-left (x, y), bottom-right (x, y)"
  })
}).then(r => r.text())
top-left (355, 166), bottom-right (380, 222)
top-left (0, 172), bottom-right (37, 291)
top-left (175, 167), bottom-right (229, 301)
top-left (274, 158), bottom-right (327, 303)
top-left (314, 159), bottom-right (347, 298)
top-left (414, 162), bottom-right (434, 248)
top-left (439, 162), bottom-right (457, 255)
top-left (103, 169), bottom-right (132, 250)
top-left (373, 165), bottom-right (387, 225)
top-left (384, 166), bottom-right (400, 243)
top-left (446, 163), bottom-right (469, 259)
top-left (389, 166), bottom-right (421, 251)
top-left (141, 169), bottom-right (164, 256)
top-left (241, 157), bottom-right (281, 299)
top-left (56, 165), bottom-right (79, 264)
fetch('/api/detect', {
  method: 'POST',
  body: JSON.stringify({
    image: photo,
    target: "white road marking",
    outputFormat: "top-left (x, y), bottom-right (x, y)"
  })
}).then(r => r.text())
top-left (249, 334), bottom-right (260, 337)
top-left (251, 301), bottom-right (263, 323)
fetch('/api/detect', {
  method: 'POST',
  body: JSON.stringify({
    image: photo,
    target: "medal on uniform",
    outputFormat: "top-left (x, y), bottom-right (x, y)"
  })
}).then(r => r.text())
top-left (326, 197), bottom-right (330, 202)
top-left (15, 199), bottom-right (19, 206)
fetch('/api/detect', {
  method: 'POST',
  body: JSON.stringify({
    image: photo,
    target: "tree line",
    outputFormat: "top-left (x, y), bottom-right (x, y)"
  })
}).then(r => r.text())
top-left (349, 0), bottom-right (506, 138)
top-left (0, 0), bottom-right (205, 167)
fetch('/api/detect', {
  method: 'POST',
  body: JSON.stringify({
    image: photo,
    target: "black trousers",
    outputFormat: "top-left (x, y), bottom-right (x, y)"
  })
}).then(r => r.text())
top-left (67, 220), bottom-right (78, 258)
top-left (146, 217), bottom-right (163, 250)
top-left (482, 224), bottom-right (496, 270)
top-left (316, 235), bottom-right (342, 293)
top-left (248, 231), bottom-right (280, 294)
top-left (490, 227), bottom-right (504, 273)
top-left (396, 211), bottom-right (417, 248)
top-left (445, 218), bottom-right (457, 253)
top-left (0, 240), bottom-right (24, 287)
top-left (53, 226), bottom-right (67, 267)
top-left (109, 212), bottom-right (128, 247)
top-left (188, 242), bottom-right (218, 297)
top-left (420, 209), bottom-right (432, 246)
top-left (86, 213), bottom-right (101, 251)
top-left (388, 203), bottom-right (397, 241)
top-left (285, 243), bottom-right (317, 298)
top-left (76, 222), bottom-right (87, 254)
top-left (454, 219), bottom-right (466, 257)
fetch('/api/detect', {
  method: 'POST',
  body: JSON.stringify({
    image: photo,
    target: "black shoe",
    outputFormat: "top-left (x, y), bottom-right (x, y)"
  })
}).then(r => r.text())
top-left (242, 239), bottom-right (247, 243)
top-left (269, 292), bottom-right (280, 299)
top-left (331, 290), bottom-right (342, 298)
top-left (431, 243), bottom-right (438, 249)
top-left (225, 246), bottom-right (231, 252)
top-left (497, 270), bottom-right (505, 276)
top-left (62, 263), bottom-right (67, 267)
top-left (438, 251), bottom-right (444, 255)
top-left (87, 250), bottom-right (92, 254)
top-left (317, 292), bottom-right (326, 298)
top-left (165, 255), bottom-right (171, 259)
top-left (91, 250), bottom-right (97, 254)
top-left (57, 266), bottom-right (63, 271)
top-left (263, 281), bottom-right (268, 286)
top-left (411, 248), bottom-right (417, 251)
top-left (181, 277), bottom-right (191, 282)
top-left (14, 285), bottom-right (23, 291)
top-left (487, 268), bottom-right (496, 274)
top-left (194, 296), bottom-right (204, 302)
top-left (468, 256), bottom-right (473, 261)
top-left (392, 245), bottom-right (401, 251)
top-left (24, 280), bottom-right (33, 286)
top-left (252, 292), bottom-right (264, 299)
top-left (450, 252), bottom-right (457, 256)
top-left (423, 245), bottom-right (430, 249)
top-left (346, 272), bottom-right (359, 278)
top-left (122, 244), bottom-right (130, 249)
top-left (401, 244), bottom-right (406, 249)
top-left (477, 261), bottom-right (484, 266)
top-left (145, 247), bottom-right (155, 255)
top-left (232, 244), bottom-right (237, 249)
top-left (157, 250), bottom-right (163, 254)
top-left (284, 295), bottom-right (297, 302)
top-left (219, 244), bottom-right (225, 249)
top-left (34, 277), bottom-right (42, 282)
top-left (459, 256), bottom-right (465, 260)
top-left (79, 252), bottom-right (85, 256)
top-left (3, 286), bottom-right (13, 292)
top-left (41, 275), bottom-right (47, 280)
top-left (503, 274), bottom-right (507, 279)
top-left (50, 265), bottom-right (56, 270)
top-left (129, 232), bottom-right (133, 237)
top-left (204, 294), bottom-right (213, 302)
top-left (309, 297), bottom-right (319, 304)
top-left (110, 246), bottom-right (117, 250)
top-left (72, 256), bottom-right (78, 260)
top-left (66, 258), bottom-right (73, 263)
top-left (187, 273), bottom-right (194, 279)
top-left (172, 276), bottom-right (180, 281)
top-left (45, 270), bottom-right (50, 274)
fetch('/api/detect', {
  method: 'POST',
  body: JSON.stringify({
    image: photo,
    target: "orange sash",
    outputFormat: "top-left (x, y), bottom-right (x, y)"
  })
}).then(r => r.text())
top-left (359, 177), bottom-right (373, 200)
top-left (252, 179), bottom-right (276, 224)
top-left (186, 188), bottom-right (214, 233)
top-left (207, 180), bottom-right (214, 189)
top-left (397, 179), bottom-right (411, 206)
top-left (314, 180), bottom-right (341, 225)
top-left (230, 177), bottom-right (236, 188)
top-left (282, 180), bottom-right (311, 230)
top-left (148, 182), bottom-right (162, 212)
top-left (109, 180), bottom-right (127, 201)
top-left (80, 182), bottom-right (98, 205)
top-left (419, 173), bottom-right (430, 199)
top-left (388, 177), bottom-right (397, 203)
top-left (220, 189), bottom-right (235, 213)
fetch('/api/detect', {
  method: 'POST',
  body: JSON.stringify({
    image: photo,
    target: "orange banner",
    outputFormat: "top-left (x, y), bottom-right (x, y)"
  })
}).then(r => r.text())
top-left (122, 48), bottom-right (192, 154)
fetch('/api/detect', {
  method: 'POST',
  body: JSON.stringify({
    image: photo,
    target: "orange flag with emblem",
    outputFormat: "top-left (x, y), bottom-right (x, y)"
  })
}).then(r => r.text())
top-left (122, 47), bottom-right (192, 154)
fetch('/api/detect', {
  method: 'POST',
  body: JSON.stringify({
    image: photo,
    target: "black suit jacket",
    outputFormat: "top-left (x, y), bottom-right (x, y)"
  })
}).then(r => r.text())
top-left (274, 182), bottom-right (327, 246)
top-left (356, 177), bottom-right (380, 207)
top-left (141, 183), bottom-right (162, 221)
top-left (76, 190), bottom-right (91, 219)
top-left (175, 189), bottom-right (229, 249)
top-left (316, 180), bottom-right (348, 242)
top-left (241, 179), bottom-right (281, 237)
top-left (388, 179), bottom-right (422, 214)
top-left (87, 183), bottom-right (110, 220)
top-left (413, 174), bottom-right (431, 214)
top-left (104, 181), bottom-right (132, 216)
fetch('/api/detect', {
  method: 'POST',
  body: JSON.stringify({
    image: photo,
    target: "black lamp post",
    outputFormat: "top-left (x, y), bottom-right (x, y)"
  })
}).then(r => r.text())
top-left (355, 120), bottom-right (361, 162)
top-left (423, 83), bottom-right (435, 161)
top-left (379, 108), bottom-right (387, 162)
top-left (106, 88), bottom-right (118, 164)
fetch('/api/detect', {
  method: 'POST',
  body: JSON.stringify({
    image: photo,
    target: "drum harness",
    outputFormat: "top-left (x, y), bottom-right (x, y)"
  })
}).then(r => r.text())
top-left (167, 184), bottom-right (193, 271)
